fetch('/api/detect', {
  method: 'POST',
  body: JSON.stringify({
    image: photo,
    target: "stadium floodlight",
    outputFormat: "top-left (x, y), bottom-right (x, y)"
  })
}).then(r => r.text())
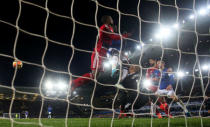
top-left (161, 27), bottom-right (171, 36)
top-left (155, 26), bottom-right (171, 39)
top-left (155, 33), bottom-right (161, 39)
top-left (199, 8), bottom-right (207, 15)
top-left (136, 45), bottom-right (141, 50)
top-left (143, 79), bottom-right (152, 88)
top-left (202, 65), bottom-right (209, 70)
top-left (177, 71), bottom-right (184, 78)
top-left (124, 52), bottom-right (129, 56)
top-left (45, 80), bottom-right (53, 90)
top-left (57, 81), bottom-right (67, 90)
top-left (189, 14), bottom-right (195, 19)
top-left (104, 57), bottom-right (118, 68)
top-left (149, 38), bottom-right (153, 42)
top-left (173, 23), bottom-right (179, 29)
top-left (104, 62), bottom-right (111, 68)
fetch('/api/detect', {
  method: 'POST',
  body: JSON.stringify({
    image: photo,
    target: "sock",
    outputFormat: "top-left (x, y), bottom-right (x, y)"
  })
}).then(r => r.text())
top-left (176, 101), bottom-right (188, 113)
top-left (119, 108), bottom-right (124, 118)
top-left (151, 102), bottom-right (159, 115)
top-left (162, 102), bottom-right (169, 115)
top-left (159, 103), bottom-right (165, 111)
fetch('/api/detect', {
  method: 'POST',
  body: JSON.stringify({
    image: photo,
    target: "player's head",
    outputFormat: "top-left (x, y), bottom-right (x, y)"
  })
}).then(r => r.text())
top-left (101, 15), bottom-right (113, 25)
top-left (129, 65), bottom-right (140, 74)
top-left (148, 58), bottom-right (156, 67)
top-left (167, 67), bottom-right (173, 72)
top-left (157, 60), bottom-right (165, 69)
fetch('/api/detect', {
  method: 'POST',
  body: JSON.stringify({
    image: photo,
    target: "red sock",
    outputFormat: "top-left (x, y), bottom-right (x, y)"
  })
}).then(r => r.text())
top-left (71, 73), bottom-right (93, 90)
top-left (159, 103), bottom-right (165, 111)
top-left (159, 102), bottom-right (170, 115)
top-left (119, 110), bottom-right (124, 118)
top-left (163, 103), bottom-right (170, 115)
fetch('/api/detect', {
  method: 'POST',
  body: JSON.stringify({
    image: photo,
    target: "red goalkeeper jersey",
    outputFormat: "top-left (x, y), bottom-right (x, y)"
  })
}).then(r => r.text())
top-left (95, 24), bottom-right (126, 55)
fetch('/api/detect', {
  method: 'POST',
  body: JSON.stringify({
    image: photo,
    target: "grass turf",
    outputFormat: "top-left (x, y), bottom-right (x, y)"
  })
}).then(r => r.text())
top-left (0, 118), bottom-right (210, 127)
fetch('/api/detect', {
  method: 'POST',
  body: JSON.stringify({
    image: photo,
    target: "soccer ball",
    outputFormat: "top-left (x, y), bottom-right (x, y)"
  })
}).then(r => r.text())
top-left (13, 60), bottom-right (23, 69)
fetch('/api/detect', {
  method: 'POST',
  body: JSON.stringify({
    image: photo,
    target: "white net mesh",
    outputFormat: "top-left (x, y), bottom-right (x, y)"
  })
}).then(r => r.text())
top-left (0, 0), bottom-right (210, 127)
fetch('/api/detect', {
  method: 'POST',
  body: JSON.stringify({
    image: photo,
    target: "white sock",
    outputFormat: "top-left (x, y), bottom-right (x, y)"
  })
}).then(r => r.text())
top-left (177, 102), bottom-right (188, 113)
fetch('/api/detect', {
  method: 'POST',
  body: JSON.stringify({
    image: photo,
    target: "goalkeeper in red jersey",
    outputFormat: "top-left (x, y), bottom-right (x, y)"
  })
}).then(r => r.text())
top-left (71, 15), bottom-right (130, 91)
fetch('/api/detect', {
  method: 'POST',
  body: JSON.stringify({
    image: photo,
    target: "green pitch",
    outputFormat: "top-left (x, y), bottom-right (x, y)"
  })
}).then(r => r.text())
top-left (0, 118), bottom-right (210, 127)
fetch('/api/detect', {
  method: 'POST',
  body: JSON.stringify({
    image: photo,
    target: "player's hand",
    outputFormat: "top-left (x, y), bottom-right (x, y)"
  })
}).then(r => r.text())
top-left (166, 85), bottom-right (173, 90)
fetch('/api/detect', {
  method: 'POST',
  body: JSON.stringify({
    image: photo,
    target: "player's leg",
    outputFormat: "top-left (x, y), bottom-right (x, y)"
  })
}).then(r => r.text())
top-left (155, 89), bottom-right (172, 118)
top-left (119, 104), bottom-right (128, 118)
top-left (71, 73), bottom-right (93, 91)
top-left (125, 90), bottom-right (139, 117)
top-left (48, 112), bottom-right (51, 118)
top-left (159, 97), bottom-right (172, 118)
top-left (156, 97), bottom-right (164, 118)
top-left (151, 101), bottom-right (162, 118)
top-left (149, 95), bottom-right (162, 118)
top-left (118, 90), bottom-right (127, 118)
top-left (71, 52), bottom-right (99, 91)
top-left (167, 90), bottom-right (190, 116)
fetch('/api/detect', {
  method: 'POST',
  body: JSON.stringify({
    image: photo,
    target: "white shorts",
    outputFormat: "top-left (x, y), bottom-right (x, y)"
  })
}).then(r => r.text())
top-left (155, 89), bottom-right (175, 98)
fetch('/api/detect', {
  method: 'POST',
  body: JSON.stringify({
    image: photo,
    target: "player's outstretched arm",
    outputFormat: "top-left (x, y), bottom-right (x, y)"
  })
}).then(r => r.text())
top-left (103, 27), bottom-right (131, 41)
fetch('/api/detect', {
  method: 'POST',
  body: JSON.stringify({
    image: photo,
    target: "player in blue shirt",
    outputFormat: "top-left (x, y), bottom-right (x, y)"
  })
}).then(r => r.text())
top-left (47, 105), bottom-right (52, 119)
top-left (154, 60), bottom-right (190, 117)
top-left (25, 110), bottom-right (28, 119)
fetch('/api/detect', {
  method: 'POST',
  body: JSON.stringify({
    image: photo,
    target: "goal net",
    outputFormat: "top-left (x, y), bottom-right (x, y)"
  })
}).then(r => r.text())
top-left (0, 0), bottom-right (210, 127)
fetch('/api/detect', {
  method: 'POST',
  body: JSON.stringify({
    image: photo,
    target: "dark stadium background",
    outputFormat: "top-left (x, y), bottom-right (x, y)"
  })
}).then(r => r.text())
top-left (0, 0), bottom-right (209, 87)
top-left (0, 0), bottom-right (210, 118)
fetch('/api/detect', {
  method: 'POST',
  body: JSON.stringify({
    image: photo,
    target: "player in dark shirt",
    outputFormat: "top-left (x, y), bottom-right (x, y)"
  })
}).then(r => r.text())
top-left (118, 65), bottom-right (150, 118)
